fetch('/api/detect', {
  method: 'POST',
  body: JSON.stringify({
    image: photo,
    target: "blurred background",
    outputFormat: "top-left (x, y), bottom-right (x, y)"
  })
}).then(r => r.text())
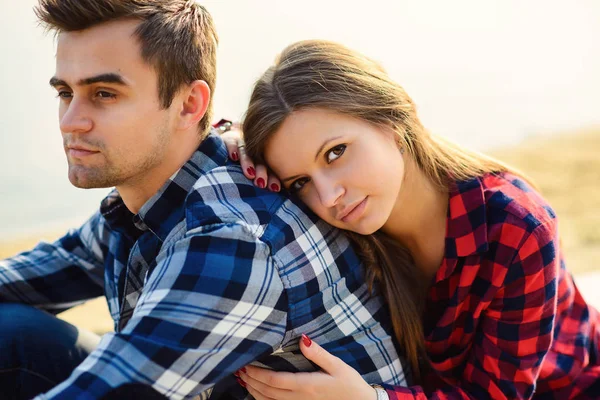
top-left (1, 0), bottom-right (599, 333)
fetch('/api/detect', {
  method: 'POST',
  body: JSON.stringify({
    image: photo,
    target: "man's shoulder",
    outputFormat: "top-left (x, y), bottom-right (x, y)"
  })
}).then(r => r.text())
top-left (183, 163), bottom-right (361, 293)
top-left (182, 164), bottom-right (324, 239)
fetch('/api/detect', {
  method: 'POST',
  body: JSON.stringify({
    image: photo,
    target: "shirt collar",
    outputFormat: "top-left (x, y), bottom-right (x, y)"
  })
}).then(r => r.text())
top-left (100, 130), bottom-right (229, 242)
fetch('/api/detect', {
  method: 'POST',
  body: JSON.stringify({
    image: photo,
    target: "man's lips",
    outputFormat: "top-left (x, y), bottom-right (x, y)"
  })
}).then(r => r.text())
top-left (336, 197), bottom-right (368, 222)
top-left (66, 146), bottom-right (100, 157)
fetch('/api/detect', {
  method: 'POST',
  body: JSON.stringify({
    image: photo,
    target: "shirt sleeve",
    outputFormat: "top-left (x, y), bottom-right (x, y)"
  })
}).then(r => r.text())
top-left (36, 222), bottom-right (288, 399)
top-left (382, 220), bottom-right (560, 399)
top-left (0, 211), bottom-right (107, 313)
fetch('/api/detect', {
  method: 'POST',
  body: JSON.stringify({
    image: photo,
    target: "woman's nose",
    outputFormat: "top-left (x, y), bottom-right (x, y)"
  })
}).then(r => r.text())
top-left (314, 176), bottom-right (344, 208)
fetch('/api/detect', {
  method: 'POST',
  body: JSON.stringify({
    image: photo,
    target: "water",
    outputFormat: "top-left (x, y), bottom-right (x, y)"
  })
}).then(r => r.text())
top-left (1, 0), bottom-right (599, 240)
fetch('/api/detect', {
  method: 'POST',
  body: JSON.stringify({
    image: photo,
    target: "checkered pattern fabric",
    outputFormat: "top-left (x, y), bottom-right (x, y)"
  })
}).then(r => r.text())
top-left (0, 132), bottom-right (406, 399)
top-left (383, 173), bottom-right (600, 399)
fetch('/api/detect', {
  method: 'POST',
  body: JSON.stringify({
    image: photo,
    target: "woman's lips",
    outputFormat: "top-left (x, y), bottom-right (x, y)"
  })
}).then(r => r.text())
top-left (340, 197), bottom-right (368, 223)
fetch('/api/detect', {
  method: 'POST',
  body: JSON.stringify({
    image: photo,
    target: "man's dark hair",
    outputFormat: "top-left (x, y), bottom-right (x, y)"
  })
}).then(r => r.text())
top-left (35, 0), bottom-right (218, 136)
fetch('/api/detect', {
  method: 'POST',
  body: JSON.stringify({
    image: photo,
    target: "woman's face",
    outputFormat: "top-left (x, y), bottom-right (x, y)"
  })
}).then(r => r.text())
top-left (264, 108), bottom-right (405, 235)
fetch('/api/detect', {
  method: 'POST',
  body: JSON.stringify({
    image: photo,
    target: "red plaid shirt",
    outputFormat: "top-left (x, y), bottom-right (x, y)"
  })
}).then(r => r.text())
top-left (384, 172), bottom-right (600, 399)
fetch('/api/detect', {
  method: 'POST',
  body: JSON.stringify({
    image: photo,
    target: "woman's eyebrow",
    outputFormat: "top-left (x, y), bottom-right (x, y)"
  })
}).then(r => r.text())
top-left (280, 135), bottom-right (344, 184)
top-left (281, 174), bottom-right (302, 184)
top-left (314, 136), bottom-right (342, 161)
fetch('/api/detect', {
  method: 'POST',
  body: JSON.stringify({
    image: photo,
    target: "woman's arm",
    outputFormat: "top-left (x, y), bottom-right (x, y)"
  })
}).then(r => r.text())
top-left (238, 336), bottom-right (382, 400)
top-left (238, 221), bottom-right (561, 400)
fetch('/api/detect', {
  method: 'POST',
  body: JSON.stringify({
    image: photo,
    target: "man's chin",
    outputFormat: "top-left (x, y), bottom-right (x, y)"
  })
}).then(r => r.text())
top-left (70, 180), bottom-right (100, 189)
top-left (68, 170), bottom-right (115, 189)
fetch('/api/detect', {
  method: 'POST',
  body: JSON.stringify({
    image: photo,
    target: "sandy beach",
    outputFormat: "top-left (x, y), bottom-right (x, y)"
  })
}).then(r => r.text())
top-left (1, 128), bottom-right (598, 334)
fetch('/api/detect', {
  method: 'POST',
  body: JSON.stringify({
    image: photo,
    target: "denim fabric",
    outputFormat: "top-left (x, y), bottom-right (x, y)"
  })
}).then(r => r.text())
top-left (0, 304), bottom-right (100, 399)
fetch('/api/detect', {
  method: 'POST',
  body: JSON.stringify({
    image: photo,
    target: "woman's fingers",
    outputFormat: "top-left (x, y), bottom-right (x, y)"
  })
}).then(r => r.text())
top-left (239, 366), bottom-right (332, 400)
top-left (254, 164), bottom-right (269, 189)
top-left (299, 335), bottom-right (344, 376)
top-left (243, 366), bottom-right (301, 390)
top-left (246, 388), bottom-right (276, 400)
top-left (251, 163), bottom-right (282, 192)
top-left (240, 369), bottom-right (295, 400)
top-left (235, 337), bottom-right (375, 399)
top-left (245, 384), bottom-right (277, 400)
top-left (237, 141), bottom-right (258, 180)
top-left (219, 126), bottom-right (256, 179)
top-left (220, 129), bottom-right (243, 162)
top-left (267, 174), bottom-right (281, 193)
top-left (218, 123), bottom-right (280, 191)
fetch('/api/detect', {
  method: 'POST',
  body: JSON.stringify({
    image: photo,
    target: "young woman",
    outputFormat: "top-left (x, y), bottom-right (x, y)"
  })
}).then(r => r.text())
top-left (222, 40), bottom-right (600, 399)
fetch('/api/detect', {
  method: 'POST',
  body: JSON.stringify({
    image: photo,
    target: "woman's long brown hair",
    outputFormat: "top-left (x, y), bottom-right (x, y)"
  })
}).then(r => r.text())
top-left (242, 40), bottom-right (522, 381)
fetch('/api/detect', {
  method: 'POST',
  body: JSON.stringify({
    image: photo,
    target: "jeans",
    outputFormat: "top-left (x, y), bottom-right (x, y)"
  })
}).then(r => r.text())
top-left (0, 303), bottom-right (192, 399)
top-left (0, 303), bottom-right (101, 399)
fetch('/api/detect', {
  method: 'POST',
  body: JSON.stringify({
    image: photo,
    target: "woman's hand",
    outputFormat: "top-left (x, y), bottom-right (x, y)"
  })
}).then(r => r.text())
top-left (236, 335), bottom-right (378, 400)
top-left (220, 124), bottom-right (281, 192)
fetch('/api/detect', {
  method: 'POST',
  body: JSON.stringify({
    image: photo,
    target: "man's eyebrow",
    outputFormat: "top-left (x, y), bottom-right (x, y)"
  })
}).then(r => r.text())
top-left (49, 73), bottom-right (128, 88)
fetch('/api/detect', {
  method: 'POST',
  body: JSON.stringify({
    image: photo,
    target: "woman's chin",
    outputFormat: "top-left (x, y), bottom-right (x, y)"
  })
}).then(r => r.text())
top-left (337, 220), bottom-right (381, 236)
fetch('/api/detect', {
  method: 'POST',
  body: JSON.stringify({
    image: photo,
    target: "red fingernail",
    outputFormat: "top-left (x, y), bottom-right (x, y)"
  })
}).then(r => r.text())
top-left (247, 167), bottom-right (256, 177)
top-left (302, 334), bottom-right (312, 347)
top-left (231, 152), bottom-right (239, 161)
top-left (233, 371), bottom-right (240, 378)
top-left (270, 184), bottom-right (280, 192)
top-left (240, 367), bottom-right (247, 374)
top-left (237, 377), bottom-right (247, 388)
top-left (257, 178), bottom-right (266, 188)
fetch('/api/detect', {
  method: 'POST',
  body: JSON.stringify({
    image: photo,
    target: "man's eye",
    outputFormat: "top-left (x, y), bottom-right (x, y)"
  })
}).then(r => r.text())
top-left (290, 177), bottom-right (310, 192)
top-left (56, 91), bottom-right (72, 99)
top-left (326, 144), bottom-right (346, 163)
top-left (96, 91), bottom-right (116, 99)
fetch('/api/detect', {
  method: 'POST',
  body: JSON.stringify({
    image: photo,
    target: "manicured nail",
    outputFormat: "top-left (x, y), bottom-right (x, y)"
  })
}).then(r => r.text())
top-left (247, 167), bottom-right (256, 177)
top-left (270, 183), bottom-right (280, 192)
top-left (302, 334), bottom-right (312, 347)
top-left (240, 367), bottom-right (247, 374)
top-left (237, 377), bottom-right (247, 388)
top-left (231, 152), bottom-right (239, 161)
top-left (256, 178), bottom-right (266, 188)
top-left (233, 371), bottom-right (240, 378)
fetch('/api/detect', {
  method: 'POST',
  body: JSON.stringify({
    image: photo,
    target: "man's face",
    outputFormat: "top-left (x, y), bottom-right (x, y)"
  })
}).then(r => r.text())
top-left (52, 19), bottom-right (177, 189)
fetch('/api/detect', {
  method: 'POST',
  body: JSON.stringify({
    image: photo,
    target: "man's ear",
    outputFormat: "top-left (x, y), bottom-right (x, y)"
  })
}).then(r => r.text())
top-left (177, 80), bottom-right (210, 130)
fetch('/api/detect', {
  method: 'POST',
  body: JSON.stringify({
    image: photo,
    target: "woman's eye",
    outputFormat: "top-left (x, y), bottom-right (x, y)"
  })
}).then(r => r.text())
top-left (290, 177), bottom-right (310, 192)
top-left (326, 144), bottom-right (346, 163)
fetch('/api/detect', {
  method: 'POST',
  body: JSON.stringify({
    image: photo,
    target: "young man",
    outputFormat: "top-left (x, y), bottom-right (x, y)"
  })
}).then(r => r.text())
top-left (0, 1), bottom-right (405, 399)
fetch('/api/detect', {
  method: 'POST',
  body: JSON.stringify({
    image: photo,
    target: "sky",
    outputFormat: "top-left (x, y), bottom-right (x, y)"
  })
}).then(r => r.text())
top-left (0, 0), bottom-right (599, 239)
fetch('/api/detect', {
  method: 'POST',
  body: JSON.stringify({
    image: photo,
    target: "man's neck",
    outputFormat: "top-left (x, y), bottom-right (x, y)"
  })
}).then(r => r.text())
top-left (118, 135), bottom-right (203, 214)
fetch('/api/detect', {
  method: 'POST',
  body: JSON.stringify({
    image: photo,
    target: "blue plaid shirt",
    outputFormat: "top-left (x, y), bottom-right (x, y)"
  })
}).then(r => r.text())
top-left (0, 133), bottom-right (407, 399)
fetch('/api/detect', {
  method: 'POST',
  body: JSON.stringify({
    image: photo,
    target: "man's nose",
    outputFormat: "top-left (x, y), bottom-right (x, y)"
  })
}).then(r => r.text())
top-left (59, 99), bottom-right (93, 134)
